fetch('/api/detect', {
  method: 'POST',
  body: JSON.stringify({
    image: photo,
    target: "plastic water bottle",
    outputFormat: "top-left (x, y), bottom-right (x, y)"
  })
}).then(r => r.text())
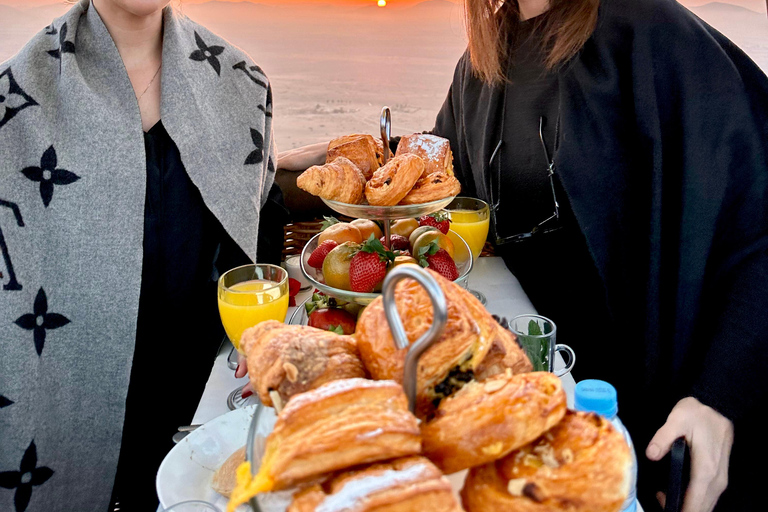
top-left (574, 379), bottom-right (638, 512)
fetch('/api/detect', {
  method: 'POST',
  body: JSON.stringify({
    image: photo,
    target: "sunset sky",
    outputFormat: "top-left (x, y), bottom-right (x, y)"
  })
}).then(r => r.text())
top-left (0, 0), bottom-right (762, 8)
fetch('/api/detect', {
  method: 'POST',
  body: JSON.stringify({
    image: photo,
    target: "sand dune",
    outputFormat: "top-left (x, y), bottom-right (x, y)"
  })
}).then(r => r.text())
top-left (1, 0), bottom-right (765, 149)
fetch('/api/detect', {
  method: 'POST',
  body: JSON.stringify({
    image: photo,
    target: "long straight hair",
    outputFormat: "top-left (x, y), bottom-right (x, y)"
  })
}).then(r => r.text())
top-left (464, 0), bottom-right (600, 84)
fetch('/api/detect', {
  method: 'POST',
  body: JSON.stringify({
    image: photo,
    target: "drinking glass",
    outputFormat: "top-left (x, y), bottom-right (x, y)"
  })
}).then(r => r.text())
top-left (445, 197), bottom-right (490, 304)
top-left (161, 501), bottom-right (221, 512)
top-left (509, 314), bottom-right (575, 376)
top-left (218, 264), bottom-right (289, 409)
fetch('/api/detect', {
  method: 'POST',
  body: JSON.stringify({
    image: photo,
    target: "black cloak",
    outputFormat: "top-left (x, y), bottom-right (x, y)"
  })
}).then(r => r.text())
top-left (434, 0), bottom-right (768, 509)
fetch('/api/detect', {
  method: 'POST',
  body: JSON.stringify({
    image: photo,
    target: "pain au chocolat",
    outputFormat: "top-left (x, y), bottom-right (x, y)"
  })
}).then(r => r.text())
top-left (364, 154), bottom-right (425, 206)
top-left (395, 134), bottom-right (454, 177)
top-left (297, 156), bottom-right (367, 204)
top-left (240, 320), bottom-right (366, 409)
top-left (327, 134), bottom-right (382, 181)
top-left (354, 269), bottom-right (532, 420)
top-left (288, 456), bottom-right (463, 512)
top-left (461, 410), bottom-right (632, 512)
top-left (399, 171), bottom-right (461, 205)
top-left (422, 371), bottom-right (567, 474)
top-left (227, 378), bottom-right (422, 511)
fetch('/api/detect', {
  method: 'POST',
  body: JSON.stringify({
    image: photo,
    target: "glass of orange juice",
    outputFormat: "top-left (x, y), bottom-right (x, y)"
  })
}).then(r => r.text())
top-left (445, 197), bottom-right (490, 305)
top-left (218, 264), bottom-right (289, 408)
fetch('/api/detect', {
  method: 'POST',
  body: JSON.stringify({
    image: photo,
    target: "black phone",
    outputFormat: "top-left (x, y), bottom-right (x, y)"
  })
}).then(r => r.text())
top-left (664, 437), bottom-right (690, 512)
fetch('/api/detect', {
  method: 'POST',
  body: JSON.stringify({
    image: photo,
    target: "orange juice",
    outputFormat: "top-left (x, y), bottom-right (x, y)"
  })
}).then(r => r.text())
top-left (448, 210), bottom-right (490, 259)
top-left (218, 279), bottom-right (289, 350)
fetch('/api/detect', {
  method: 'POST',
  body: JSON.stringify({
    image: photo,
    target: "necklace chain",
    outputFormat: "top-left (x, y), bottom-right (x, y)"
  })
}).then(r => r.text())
top-left (137, 64), bottom-right (162, 103)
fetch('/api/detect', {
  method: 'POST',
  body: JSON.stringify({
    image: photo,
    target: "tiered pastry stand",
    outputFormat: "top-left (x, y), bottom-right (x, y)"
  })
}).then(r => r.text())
top-left (298, 107), bottom-right (472, 307)
top-left (244, 265), bottom-right (448, 512)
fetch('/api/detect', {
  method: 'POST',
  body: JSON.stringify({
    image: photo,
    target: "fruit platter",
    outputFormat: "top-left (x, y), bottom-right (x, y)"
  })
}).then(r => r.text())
top-left (300, 213), bottom-right (473, 306)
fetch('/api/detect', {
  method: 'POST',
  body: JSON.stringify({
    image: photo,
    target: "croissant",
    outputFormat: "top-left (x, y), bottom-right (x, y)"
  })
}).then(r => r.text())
top-left (240, 320), bottom-right (367, 409)
top-left (422, 371), bottom-right (567, 474)
top-left (227, 379), bottom-right (422, 511)
top-left (288, 456), bottom-right (463, 512)
top-left (461, 410), bottom-right (632, 512)
top-left (395, 134), bottom-right (454, 177)
top-left (297, 156), bottom-right (366, 204)
top-left (327, 134), bottom-right (381, 181)
top-left (355, 269), bottom-right (532, 420)
top-left (364, 154), bottom-right (425, 206)
top-left (399, 171), bottom-right (461, 205)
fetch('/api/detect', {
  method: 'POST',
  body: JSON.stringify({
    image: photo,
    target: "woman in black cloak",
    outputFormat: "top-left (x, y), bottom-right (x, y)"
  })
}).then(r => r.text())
top-left (430, 0), bottom-right (768, 510)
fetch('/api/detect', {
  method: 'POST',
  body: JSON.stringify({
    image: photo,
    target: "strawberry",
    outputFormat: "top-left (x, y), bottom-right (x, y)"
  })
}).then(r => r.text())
top-left (419, 211), bottom-right (451, 234)
top-left (349, 235), bottom-right (395, 292)
top-left (418, 242), bottom-right (459, 281)
top-left (307, 240), bottom-right (339, 269)
top-left (380, 234), bottom-right (409, 251)
top-left (308, 307), bottom-right (357, 335)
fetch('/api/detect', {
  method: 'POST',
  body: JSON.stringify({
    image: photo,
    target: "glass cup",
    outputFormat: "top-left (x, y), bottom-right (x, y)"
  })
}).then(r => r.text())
top-left (161, 501), bottom-right (221, 512)
top-left (509, 314), bottom-right (575, 376)
top-left (218, 264), bottom-right (289, 409)
top-left (445, 197), bottom-right (490, 304)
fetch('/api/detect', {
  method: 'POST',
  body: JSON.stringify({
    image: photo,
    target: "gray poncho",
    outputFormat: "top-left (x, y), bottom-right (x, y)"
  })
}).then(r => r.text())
top-left (0, 0), bottom-right (275, 510)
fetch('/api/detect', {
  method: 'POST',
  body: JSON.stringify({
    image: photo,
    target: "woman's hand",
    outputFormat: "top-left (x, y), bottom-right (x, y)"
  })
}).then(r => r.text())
top-left (235, 353), bottom-right (255, 398)
top-left (646, 397), bottom-right (734, 512)
top-left (277, 142), bottom-right (329, 172)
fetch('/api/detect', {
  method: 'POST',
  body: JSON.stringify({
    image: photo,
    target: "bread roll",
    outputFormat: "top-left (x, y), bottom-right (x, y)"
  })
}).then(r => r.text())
top-left (288, 456), bottom-right (463, 512)
top-left (461, 410), bottom-right (632, 512)
top-left (327, 134), bottom-right (381, 180)
top-left (240, 320), bottom-right (366, 408)
top-left (227, 379), bottom-right (422, 511)
top-left (395, 134), bottom-right (454, 177)
top-left (355, 269), bottom-right (532, 419)
top-left (422, 371), bottom-right (567, 474)
top-left (364, 154), bottom-right (424, 206)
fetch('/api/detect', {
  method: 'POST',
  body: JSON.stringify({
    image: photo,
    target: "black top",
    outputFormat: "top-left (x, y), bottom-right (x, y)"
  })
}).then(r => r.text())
top-left (490, 14), bottom-right (616, 394)
top-left (433, 0), bottom-right (768, 509)
top-left (110, 121), bottom-right (252, 511)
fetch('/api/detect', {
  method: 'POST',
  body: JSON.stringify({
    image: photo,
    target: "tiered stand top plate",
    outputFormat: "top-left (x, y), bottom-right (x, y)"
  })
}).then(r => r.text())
top-left (321, 196), bottom-right (456, 220)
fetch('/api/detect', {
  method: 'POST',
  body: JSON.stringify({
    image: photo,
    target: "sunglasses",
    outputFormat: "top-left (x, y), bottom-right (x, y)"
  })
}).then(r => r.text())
top-left (488, 115), bottom-right (562, 245)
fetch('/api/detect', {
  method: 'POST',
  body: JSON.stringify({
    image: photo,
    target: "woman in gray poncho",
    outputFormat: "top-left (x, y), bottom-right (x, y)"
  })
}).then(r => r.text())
top-left (0, 0), bottom-right (281, 510)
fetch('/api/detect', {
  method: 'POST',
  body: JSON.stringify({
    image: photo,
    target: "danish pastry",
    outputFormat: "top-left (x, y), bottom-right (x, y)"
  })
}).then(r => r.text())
top-left (288, 456), bottom-right (463, 512)
top-left (421, 371), bottom-right (567, 474)
top-left (395, 134), bottom-right (454, 177)
top-left (297, 156), bottom-right (367, 204)
top-left (228, 379), bottom-right (422, 511)
top-left (327, 134), bottom-right (381, 181)
top-left (399, 171), bottom-right (461, 205)
top-left (460, 410), bottom-right (632, 512)
top-left (240, 320), bottom-right (367, 408)
top-left (364, 154), bottom-right (425, 206)
top-left (355, 269), bottom-right (532, 419)
top-left (212, 447), bottom-right (246, 498)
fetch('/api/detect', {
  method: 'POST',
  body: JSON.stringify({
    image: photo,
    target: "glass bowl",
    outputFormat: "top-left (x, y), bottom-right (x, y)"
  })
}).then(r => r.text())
top-left (321, 196), bottom-right (456, 221)
top-left (299, 230), bottom-right (473, 306)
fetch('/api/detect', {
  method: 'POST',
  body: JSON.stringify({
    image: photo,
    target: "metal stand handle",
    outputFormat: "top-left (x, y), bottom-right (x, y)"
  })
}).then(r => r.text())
top-left (380, 106), bottom-right (392, 165)
top-left (382, 266), bottom-right (448, 413)
top-left (245, 403), bottom-right (264, 512)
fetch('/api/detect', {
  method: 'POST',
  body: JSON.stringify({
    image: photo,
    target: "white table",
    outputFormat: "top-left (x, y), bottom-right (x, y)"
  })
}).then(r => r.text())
top-left (187, 257), bottom-right (642, 511)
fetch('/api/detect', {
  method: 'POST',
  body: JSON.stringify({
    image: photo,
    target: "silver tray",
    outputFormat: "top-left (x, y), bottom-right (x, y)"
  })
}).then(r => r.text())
top-left (321, 196), bottom-right (456, 221)
top-left (299, 230), bottom-right (473, 306)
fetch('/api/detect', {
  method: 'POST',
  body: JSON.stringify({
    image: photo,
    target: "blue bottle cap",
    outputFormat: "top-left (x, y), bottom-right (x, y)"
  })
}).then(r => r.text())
top-left (574, 379), bottom-right (618, 418)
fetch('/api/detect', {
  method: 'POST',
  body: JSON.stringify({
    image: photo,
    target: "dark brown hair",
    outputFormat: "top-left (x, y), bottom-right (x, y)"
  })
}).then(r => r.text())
top-left (464, 0), bottom-right (600, 84)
